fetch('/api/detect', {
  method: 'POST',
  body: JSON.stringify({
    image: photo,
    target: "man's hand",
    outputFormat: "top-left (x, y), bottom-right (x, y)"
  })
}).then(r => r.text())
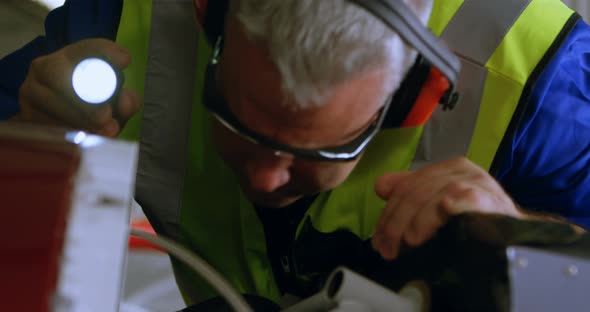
top-left (371, 157), bottom-right (523, 260)
top-left (15, 39), bottom-right (141, 137)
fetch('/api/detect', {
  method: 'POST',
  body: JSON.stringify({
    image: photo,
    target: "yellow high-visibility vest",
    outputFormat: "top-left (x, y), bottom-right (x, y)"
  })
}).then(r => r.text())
top-left (115, 0), bottom-right (576, 304)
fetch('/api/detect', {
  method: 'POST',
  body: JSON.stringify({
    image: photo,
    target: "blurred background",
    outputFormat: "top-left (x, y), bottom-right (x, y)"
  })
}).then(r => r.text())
top-left (0, 0), bottom-right (47, 58)
top-left (1, 0), bottom-right (589, 311)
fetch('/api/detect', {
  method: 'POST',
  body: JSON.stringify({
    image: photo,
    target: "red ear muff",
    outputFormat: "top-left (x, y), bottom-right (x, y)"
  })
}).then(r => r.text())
top-left (382, 56), bottom-right (454, 129)
top-left (400, 68), bottom-right (449, 128)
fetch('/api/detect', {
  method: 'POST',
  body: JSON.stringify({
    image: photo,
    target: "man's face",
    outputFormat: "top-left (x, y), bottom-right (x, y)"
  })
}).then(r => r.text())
top-left (212, 19), bottom-right (388, 208)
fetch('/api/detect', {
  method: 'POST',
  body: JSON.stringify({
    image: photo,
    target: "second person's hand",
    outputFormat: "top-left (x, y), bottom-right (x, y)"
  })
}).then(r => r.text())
top-left (16, 38), bottom-right (141, 137)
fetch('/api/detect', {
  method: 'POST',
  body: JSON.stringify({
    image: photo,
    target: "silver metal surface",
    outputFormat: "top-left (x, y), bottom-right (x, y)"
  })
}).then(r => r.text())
top-left (507, 246), bottom-right (590, 312)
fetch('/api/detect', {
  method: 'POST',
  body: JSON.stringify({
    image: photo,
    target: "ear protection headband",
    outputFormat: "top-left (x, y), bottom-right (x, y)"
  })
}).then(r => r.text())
top-left (193, 0), bottom-right (461, 128)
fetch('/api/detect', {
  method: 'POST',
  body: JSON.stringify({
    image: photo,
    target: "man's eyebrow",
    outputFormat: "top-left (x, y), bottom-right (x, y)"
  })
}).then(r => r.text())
top-left (335, 107), bottom-right (381, 144)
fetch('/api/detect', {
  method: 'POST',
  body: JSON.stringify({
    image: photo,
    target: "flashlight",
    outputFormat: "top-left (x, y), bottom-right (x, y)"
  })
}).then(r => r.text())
top-left (72, 58), bottom-right (123, 105)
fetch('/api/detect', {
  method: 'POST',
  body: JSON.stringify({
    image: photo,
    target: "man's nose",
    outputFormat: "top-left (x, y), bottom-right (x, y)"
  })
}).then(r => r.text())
top-left (245, 152), bottom-right (294, 193)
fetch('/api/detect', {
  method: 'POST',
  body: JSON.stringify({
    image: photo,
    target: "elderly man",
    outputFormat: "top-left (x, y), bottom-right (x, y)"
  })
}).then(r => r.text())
top-left (1, 0), bottom-right (590, 306)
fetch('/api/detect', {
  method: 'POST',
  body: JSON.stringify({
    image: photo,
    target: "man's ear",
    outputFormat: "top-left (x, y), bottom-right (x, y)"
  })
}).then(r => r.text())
top-left (403, 0), bottom-right (434, 25)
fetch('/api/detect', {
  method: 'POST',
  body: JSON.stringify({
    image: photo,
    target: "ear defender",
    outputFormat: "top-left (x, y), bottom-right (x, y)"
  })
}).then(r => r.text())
top-left (383, 56), bottom-right (454, 129)
top-left (195, 0), bottom-right (461, 128)
top-left (401, 67), bottom-right (450, 127)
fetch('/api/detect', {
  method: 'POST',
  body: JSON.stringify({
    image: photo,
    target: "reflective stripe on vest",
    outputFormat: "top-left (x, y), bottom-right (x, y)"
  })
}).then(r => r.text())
top-left (469, 0), bottom-right (575, 169)
top-left (412, 0), bottom-right (532, 170)
top-left (134, 0), bottom-right (198, 242)
top-left (117, 0), bottom-right (203, 303)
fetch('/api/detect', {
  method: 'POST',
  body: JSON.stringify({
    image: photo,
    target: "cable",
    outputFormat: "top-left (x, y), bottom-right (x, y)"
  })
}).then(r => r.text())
top-left (129, 229), bottom-right (253, 312)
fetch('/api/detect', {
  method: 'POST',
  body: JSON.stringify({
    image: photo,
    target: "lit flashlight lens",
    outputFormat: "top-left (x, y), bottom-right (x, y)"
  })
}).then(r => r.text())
top-left (72, 58), bottom-right (118, 104)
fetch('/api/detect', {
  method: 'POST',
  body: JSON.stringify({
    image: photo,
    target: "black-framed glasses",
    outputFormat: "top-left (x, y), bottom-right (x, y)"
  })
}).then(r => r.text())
top-left (202, 37), bottom-right (392, 161)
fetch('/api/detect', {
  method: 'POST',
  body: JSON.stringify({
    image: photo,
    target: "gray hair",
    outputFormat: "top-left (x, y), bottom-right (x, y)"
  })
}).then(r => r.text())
top-left (234, 0), bottom-right (433, 108)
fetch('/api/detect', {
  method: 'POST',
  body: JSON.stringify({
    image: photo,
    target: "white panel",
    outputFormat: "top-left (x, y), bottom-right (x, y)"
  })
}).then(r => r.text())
top-left (53, 133), bottom-right (138, 312)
